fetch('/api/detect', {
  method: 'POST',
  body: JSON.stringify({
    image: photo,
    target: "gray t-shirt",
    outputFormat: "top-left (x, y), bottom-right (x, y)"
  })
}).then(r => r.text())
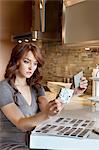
top-left (0, 80), bottom-right (45, 149)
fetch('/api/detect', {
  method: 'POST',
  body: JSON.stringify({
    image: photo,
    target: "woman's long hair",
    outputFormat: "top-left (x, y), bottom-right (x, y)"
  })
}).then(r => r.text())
top-left (5, 42), bottom-right (44, 87)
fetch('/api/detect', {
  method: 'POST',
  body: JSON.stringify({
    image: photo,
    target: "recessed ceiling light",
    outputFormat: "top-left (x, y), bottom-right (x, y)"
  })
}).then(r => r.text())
top-left (85, 47), bottom-right (90, 50)
top-left (24, 39), bottom-right (29, 42)
top-left (18, 40), bottom-right (22, 43)
top-left (32, 39), bottom-right (37, 41)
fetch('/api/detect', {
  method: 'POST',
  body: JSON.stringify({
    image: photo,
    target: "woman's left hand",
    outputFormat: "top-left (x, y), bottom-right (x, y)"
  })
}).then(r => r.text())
top-left (74, 77), bottom-right (88, 95)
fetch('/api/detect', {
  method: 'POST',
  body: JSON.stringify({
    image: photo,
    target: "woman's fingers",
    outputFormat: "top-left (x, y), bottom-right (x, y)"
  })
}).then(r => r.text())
top-left (48, 99), bottom-right (62, 116)
top-left (80, 77), bottom-right (88, 89)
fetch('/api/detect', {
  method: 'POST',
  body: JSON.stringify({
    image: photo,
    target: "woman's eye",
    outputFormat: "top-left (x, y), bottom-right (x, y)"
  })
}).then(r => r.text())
top-left (24, 60), bottom-right (29, 64)
top-left (33, 62), bottom-right (38, 66)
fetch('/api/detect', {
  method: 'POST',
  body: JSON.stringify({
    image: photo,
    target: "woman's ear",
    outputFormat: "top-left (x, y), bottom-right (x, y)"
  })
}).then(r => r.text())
top-left (16, 61), bottom-right (19, 68)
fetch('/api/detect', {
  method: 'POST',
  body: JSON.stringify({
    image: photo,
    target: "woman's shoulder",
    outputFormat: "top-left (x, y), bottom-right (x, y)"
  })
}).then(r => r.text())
top-left (0, 79), bottom-right (12, 91)
top-left (0, 79), bottom-right (9, 87)
top-left (0, 80), bottom-right (14, 107)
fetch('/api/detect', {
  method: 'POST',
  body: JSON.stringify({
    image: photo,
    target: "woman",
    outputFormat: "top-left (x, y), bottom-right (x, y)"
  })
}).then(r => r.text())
top-left (0, 42), bottom-right (88, 149)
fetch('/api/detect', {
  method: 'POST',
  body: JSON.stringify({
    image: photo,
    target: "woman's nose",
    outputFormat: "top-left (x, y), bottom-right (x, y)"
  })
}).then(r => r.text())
top-left (28, 64), bottom-right (32, 70)
top-left (29, 67), bottom-right (32, 70)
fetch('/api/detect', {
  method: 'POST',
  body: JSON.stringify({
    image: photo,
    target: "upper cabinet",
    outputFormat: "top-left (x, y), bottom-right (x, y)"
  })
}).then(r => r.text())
top-left (0, 0), bottom-right (32, 41)
top-left (63, 0), bottom-right (99, 47)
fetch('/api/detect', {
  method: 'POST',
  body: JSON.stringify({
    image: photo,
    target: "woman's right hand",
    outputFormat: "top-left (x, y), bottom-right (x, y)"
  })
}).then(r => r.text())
top-left (44, 99), bottom-right (63, 117)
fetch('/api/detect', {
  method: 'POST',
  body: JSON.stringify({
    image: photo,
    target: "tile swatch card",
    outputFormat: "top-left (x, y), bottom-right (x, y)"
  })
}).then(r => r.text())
top-left (74, 71), bottom-right (83, 88)
top-left (58, 88), bottom-right (74, 103)
top-left (32, 117), bottom-right (95, 139)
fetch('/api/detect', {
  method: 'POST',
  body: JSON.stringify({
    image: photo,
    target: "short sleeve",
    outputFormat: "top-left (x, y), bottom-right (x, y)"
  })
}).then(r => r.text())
top-left (36, 86), bottom-right (45, 97)
top-left (0, 81), bottom-right (14, 108)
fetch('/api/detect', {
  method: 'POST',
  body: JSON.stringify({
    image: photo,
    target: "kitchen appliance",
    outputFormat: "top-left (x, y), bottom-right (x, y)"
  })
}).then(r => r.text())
top-left (88, 65), bottom-right (99, 111)
top-left (12, 0), bottom-right (63, 42)
top-left (92, 65), bottom-right (99, 97)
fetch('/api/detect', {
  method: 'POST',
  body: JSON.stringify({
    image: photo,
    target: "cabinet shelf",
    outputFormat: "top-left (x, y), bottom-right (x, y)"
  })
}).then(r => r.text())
top-left (90, 77), bottom-right (99, 81)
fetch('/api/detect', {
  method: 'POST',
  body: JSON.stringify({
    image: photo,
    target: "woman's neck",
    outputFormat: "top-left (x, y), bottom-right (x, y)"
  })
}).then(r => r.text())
top-left (15, 76), bottom-right (27, 86)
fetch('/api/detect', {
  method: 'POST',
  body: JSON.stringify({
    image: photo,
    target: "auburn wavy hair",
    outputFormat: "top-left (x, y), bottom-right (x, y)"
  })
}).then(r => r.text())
top-left (5, 42), bottom-right (44, 87)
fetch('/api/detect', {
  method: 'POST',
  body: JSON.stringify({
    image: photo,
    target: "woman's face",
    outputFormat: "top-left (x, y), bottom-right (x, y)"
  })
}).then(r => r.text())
top-left (17, 51), bottom-right (38, 78)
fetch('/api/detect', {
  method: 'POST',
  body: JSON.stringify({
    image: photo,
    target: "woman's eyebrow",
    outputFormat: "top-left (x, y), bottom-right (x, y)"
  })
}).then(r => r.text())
top-left (24, 58), bottom-right (31, 61)
top-left (24, 58), bottom-right (37, 62)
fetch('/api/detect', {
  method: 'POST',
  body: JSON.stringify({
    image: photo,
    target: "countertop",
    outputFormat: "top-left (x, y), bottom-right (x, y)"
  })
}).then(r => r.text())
top-left (30, 95), bottom-right (99, 150)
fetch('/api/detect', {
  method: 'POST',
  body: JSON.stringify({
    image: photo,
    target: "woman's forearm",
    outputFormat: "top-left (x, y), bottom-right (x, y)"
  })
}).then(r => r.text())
top-left (18, 111), bottom-right (49, 132)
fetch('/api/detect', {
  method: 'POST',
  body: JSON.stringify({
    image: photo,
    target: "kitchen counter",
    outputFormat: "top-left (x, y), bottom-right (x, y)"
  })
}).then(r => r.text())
top-left (47, 81), bottom-right (72, 93)
top-left (30, 95), bottom-right (99, 150)
top-left (47, 81), bottom-right (72, 87)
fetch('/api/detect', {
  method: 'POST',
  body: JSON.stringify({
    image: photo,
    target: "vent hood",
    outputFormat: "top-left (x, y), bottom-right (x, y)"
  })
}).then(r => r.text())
top-left (63, 0), bottom-right (99, 47)
top-left (13, 0), bottom-right (63, 42)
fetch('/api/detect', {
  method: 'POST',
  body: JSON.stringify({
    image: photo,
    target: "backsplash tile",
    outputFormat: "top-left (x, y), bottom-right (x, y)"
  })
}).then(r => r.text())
top-left (40, 42), bottom-right (99, 95)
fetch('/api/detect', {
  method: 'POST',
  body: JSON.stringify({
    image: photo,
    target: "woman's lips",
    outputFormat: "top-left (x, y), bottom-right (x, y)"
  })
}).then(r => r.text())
top-left (26, 71), bottom-right (32, 75)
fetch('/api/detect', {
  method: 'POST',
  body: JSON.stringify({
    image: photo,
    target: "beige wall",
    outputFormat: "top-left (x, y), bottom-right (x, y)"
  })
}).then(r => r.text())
top-left (0, 0), bottom-right (32, 80)
top-left (0, 41), bottom-right (14, 80)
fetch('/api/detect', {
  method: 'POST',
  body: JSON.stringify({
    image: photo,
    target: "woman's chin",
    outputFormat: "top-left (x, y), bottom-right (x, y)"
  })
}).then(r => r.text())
top-left (26, 75), bottom-right (32, 78)
top-left (24, 73), bottom-right (32, 78)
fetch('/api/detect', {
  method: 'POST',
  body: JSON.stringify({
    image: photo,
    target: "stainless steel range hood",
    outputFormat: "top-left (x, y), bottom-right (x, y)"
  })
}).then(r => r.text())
top-left (63, 0), bottom-right (99, 47)
top-left (12, 0), bottom-right (63, 42)
top-left (35, 0), bottom-right (62, 42)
